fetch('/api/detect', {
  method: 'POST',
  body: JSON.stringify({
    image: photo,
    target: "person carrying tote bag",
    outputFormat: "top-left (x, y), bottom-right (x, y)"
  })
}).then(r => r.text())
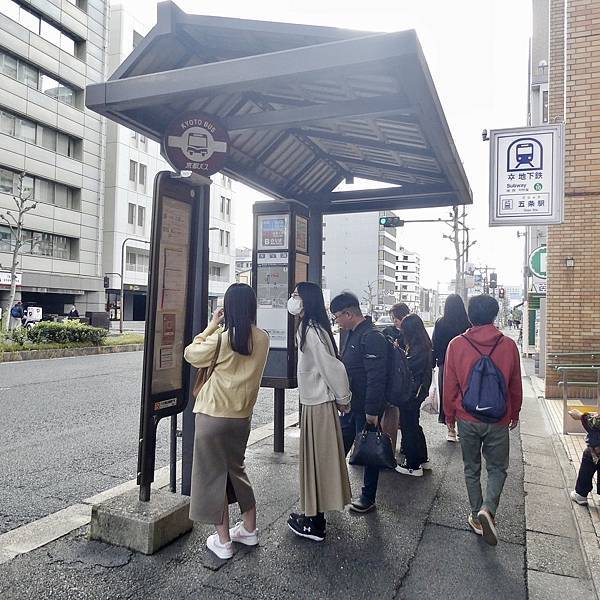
top-left (286, 282), bottom-right (352, 543)
top-left (184, 283), bottom-right (269, 560)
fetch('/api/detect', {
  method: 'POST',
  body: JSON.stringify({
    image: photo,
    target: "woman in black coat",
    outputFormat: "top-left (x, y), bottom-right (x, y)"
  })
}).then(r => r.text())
top-left (431, 294), bottom-right (471, 442)
top-left (396, 314), bottom-right (432, 477)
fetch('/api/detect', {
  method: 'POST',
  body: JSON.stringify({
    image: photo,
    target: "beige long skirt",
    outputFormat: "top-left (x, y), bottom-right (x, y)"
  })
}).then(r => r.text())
top-left (300, 401), bottom-right (352, 516)
top-left (189, 412), bottom-right (255, 524)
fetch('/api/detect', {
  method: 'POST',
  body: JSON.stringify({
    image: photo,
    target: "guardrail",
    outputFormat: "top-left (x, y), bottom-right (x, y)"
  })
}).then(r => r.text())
top-left (555, 365), bottom-right (600, 434)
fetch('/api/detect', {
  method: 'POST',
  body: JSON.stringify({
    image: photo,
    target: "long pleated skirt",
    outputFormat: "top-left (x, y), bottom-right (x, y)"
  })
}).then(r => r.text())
top-left (189, 412), bottom-right (255, 524)
top-left (300, 401), bottom-right (352, 516)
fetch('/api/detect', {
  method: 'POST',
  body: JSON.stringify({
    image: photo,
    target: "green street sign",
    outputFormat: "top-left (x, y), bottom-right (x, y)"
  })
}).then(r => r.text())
top-left (529, 245), bottom-right (547, 279)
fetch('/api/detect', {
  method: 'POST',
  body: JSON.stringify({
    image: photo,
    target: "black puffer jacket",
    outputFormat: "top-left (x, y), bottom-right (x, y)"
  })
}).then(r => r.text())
top-left (406, 342), bottom-right (432, 404)
top-left (341, 318), bottom-right (388, 417)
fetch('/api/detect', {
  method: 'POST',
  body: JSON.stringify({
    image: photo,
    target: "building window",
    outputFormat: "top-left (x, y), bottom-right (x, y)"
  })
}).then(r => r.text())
top-left (219, 229), bottom-right (224, 247)
top-left (0, 1), bottom-right (80, 56)
top-left (220, 196), bottom-right (226, 215)
top-left (403, 255), bottom-right (409, 261)
top-left (0, 167), bottom-right (76, 209)
top-left (402, 265), bottom-right (408, 271)
top-left (138, 163), bottom-right (147, 192)
top-left (226, 198), bottom-right (231, 217)
top-left (137, 206), bottom-right (145, 228)
top-left (21, 229), bottom-right (74, 260)
top-left (126, 249), bottom-right (136, 271)
top-left (129, 160), bottom-right (137, 184)
top-left (15, 116), bottom-right (36, 144)
top-left (139, 135), bottom-right (147, 151)
top-left (225, 231), bottom-right (230, 248)
top-left (0, 49), bottom-right (77, 106)
top-left (402, 275), bottom-right (408, 281)
top-left (128, 203), bottom-right (136, 225)
top-left (0, 225), bottom-right (11, 251)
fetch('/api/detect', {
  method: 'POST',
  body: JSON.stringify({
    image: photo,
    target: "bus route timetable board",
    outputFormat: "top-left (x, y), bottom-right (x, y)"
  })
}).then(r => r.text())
top-left (256, 251), bottom-right (288, 348)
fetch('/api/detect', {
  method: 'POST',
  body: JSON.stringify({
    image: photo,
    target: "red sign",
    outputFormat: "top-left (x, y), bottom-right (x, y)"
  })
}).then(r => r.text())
top-left (163, 112), bottom-right (229, 177)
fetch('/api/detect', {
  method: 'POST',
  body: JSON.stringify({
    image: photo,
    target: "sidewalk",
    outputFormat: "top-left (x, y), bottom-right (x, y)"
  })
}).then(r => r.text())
top-left (0, 369), bottom-right (596, 599)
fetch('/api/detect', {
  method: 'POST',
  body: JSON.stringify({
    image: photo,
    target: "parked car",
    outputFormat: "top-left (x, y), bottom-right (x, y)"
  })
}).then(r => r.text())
top-left (373, 315), bottom-right (393, 332)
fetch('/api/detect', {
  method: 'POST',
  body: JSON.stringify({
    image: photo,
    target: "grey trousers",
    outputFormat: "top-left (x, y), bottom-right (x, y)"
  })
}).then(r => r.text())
top-left (457, 420), bottom-right (510, 518)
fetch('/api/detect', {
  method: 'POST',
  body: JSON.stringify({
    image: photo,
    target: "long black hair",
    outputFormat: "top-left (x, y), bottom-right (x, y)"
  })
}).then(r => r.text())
top-left (400, 314), bottom-right (432, 354)
top-left (441, 293), bottom-right (471, 334)
top-left (296, 281), bottom-right (338, 355)
top-left (223, 283), bottom-right (256, 356)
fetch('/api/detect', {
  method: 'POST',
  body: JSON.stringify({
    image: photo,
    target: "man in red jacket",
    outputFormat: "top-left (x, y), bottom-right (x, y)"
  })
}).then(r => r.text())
top-left (444, 294), bottom-right (522, 546)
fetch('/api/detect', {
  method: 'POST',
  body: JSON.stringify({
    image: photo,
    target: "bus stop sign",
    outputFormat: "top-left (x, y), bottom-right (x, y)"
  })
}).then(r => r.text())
top-left (163, 111), bottom-right (229, 176)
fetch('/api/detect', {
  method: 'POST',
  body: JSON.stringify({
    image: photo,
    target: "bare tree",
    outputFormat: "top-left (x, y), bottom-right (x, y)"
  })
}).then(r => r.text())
top-left (0, 172), bottom-right (36, 330)
top-left (362, 280), bottom-right (376, 317)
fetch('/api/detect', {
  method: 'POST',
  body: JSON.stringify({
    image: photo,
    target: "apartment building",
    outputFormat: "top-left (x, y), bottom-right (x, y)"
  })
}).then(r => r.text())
top-left (322, 211), bottom-right (399, 315)
top-left (0, 0), bottom-right (108, 316)
top-left (103, 4), bottom-right (236, 322)
top-left (396, 248), bottom-right (421, 311)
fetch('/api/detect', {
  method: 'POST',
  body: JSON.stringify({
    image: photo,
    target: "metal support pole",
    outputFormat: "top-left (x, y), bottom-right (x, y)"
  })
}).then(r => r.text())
top-left (274, 388), bottom-right (285, 453)
top-left (169, 414), bottom-right (177, 493)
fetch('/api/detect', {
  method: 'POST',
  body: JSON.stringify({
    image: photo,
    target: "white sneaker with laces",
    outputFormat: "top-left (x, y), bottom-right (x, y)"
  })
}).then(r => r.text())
top-left (206, 533), bottom-right (233, 559)
top-left (395, 463), bottom-right (423, 477)
top-left (229, 521), bottom-right (259, 546)
top-left (421, 461), bottom-right (432, 470)
top-left (570, 490), bottom-right (589, 506)
top-left (447, 429), bottom-right (458, 443)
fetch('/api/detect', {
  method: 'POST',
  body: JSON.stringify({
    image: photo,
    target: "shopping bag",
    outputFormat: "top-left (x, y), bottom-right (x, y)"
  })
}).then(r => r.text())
top-left (421, 367), bottom-right (439, 415)
top-left (348, 424), bottom-right (397, 469)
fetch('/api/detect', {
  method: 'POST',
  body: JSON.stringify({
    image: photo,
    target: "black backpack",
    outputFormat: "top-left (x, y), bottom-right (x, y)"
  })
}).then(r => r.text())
top-left (361, 330), bottom-right (414, 407)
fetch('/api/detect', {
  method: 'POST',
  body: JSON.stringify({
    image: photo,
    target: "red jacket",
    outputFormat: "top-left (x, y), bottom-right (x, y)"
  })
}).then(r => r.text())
top-left (443, 325), bottom-right (523, 426)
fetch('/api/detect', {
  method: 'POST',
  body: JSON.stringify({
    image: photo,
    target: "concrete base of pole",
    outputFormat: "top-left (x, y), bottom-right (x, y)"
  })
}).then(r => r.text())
top-left (89, 488), bottom-right (192, 555)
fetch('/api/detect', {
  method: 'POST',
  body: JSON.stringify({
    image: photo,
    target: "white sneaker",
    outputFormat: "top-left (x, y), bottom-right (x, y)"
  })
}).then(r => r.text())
top-left (229, 521), bottom-right (259, 546)
top-left (570, 490), bottom-right (589, 506)
top-left (477, 509), bottom-right (498, 546)
top-left (421, 461), bottom-right (432, 470)
top-left (447, 429), bottom-right (458, 443)
top-left (395, 463), bottom-right (423, 477)
top-left (206, 533), bottom-right (233, 559)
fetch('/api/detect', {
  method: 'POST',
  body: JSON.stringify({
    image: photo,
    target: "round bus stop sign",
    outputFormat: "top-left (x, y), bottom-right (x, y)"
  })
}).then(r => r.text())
top-left (528, 245), bottom-right (547, 279)
top-left (162, 112), bottom-right (229, 176)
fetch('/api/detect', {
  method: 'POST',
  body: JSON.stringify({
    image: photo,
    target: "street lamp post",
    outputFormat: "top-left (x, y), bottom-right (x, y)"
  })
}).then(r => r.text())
top-left (120, 237), bottom-right (151, 334)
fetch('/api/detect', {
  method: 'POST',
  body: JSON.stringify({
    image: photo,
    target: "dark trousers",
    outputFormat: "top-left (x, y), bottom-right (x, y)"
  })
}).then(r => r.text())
top-left (399, 406), bottom-right (428, 469)
top-left (438, 363), bottom-right (446, 424)
top-left (340, 411), bottom-right (380, 503)
top-left (575, 448), bottom-right (600, 496)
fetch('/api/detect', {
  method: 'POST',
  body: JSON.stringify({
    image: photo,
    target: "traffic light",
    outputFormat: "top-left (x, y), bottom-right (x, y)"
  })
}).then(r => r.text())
top-left (489, 272), bottom-right (497, 289)
top-left (379, 216), bottom-right (404, 227)
top-left (498, 287), bottom-right (505, 299)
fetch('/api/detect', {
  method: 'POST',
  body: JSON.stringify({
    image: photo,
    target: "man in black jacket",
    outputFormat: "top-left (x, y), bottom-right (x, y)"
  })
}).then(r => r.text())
top-left (331, 292), bottom-right (388, 513)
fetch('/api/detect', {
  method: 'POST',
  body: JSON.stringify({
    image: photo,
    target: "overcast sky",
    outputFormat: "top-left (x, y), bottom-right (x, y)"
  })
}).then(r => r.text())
top-left (124, 0), bottom-right (532, 289)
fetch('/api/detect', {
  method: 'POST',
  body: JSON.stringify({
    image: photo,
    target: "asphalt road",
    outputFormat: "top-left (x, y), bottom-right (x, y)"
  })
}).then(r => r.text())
top-left (0, 352), bottom-right (297, 535)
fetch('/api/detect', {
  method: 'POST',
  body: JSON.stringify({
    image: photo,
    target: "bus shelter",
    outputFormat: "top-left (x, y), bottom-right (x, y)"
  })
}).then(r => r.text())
top-left (86, 1), bottom-right (472, 499)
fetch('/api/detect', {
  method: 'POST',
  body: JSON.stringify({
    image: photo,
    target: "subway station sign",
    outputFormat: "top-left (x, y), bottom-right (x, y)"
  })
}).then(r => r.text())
top-left (489, 124), bottom-right (564, 226)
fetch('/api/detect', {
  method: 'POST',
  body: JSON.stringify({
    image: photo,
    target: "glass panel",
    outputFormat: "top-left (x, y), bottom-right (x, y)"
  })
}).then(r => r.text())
top-left (40, 126), bottom-right (57, 151)
top-left (17, 175), bottom-right (34, 199)
top-left (137, 206), bottom-right (145, 228)
top-left (40, 73), bottom-right (59, 95)
top-left (129, 160), bottom-right (136, 183)
top-left (56, 84), bottom-right (74, 105)
top-left (0, 0), bottom-right (20, 21)
top-left (54, 184), bottom-right (69, 208)
top-left (15, 117), bottom-right (36, 144)
top-left (128, 203), bottom-right (135, 224)
top-left (19, 6), bottom-right (40, 34)
top-left (0, 225), bottom-right (11, 252)
top-left (40, 20), bottom-right (61, 47)
top-left (35, 178), bottom-right (54, 204)
top-left (0, 52), bottom-right (18, 79)
top-left (52, 235), bottom-right (70, 259)
top-left (56, 132), bottom-right (68, 156)
top-left (0, 168), bottom-right (13, 194)
top-left (0, 110), bottom-right (15, 136)
top-left (17, 61), bottom-right (38, 88)
top-left (126, 250), bottom-right (136, 270)
top-left (138, 163), bottom-right (146, 187)
top-left (60, 33), bottom-right (75, 56)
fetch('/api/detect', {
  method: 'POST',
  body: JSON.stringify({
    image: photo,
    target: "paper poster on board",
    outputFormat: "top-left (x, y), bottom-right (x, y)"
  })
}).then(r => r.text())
top-left (257, 215), bottom-right (289, 251)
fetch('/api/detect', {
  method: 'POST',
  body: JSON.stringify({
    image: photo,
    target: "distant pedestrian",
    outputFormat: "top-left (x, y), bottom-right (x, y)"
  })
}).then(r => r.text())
top-left (331, 292), bottom-right (387, 513)
top-left (381, 302), bottom-right (410, 451)
top-left (396, 314), bottom-right (432, 477)
top-left (184, 283), bottom-right (269, 560)
top-left (444, 294), bottom-right (522, 546)
top-left (9, 301), bottom-right (23, 330)
top-left (432, 294), bottom-right (471, 442)
top-left (286, 282), bottom-right (352, 542)
top-left (68, 305), bottom-right (79, 319)
top-left (568, 410), bottom-right (600, 506)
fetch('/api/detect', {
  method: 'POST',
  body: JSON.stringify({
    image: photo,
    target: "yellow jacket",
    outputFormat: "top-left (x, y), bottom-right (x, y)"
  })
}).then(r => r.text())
top-left (184, 323), bottom-right (269, 418)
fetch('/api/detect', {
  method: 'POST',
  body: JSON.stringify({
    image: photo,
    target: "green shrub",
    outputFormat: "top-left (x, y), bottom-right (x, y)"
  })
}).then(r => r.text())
top-left (10, 321), bottom-right (107, 346)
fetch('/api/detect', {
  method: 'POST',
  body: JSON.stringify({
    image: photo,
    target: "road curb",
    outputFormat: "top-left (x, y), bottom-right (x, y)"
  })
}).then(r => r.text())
top-left (0, 344), bottom-right (143, 363)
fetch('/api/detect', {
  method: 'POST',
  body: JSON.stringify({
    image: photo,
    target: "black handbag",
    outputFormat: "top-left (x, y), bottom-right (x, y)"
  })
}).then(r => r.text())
top-left (348, 424), bottom-right (397, 470)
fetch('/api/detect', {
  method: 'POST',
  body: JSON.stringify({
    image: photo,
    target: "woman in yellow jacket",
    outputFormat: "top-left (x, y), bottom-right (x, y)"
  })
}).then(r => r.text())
top-left (184, 283), bottom-right (269, 560)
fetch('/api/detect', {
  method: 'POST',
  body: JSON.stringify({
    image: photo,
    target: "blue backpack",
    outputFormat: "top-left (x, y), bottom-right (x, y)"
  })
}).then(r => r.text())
top-left (460, 335), bottom-right (507, 423)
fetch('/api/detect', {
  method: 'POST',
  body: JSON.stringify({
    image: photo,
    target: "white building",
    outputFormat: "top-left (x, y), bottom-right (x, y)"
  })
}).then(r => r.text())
top-left (0, 0), bottom-right (109, 318)
top-left (396, 249), bottom-right (421, 311)
top-left (322, 211), bottom-right (398, 316)
top-left (103, 5), bottom-right (236, 322)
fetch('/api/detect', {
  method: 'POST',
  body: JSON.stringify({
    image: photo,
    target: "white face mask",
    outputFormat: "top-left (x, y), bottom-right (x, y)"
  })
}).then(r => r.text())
top-left (287, 296), bottom-right (303, 316)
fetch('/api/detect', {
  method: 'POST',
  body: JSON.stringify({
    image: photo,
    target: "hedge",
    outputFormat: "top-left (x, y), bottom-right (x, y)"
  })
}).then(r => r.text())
top-left (9, 321), bottom-right (108, 346)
